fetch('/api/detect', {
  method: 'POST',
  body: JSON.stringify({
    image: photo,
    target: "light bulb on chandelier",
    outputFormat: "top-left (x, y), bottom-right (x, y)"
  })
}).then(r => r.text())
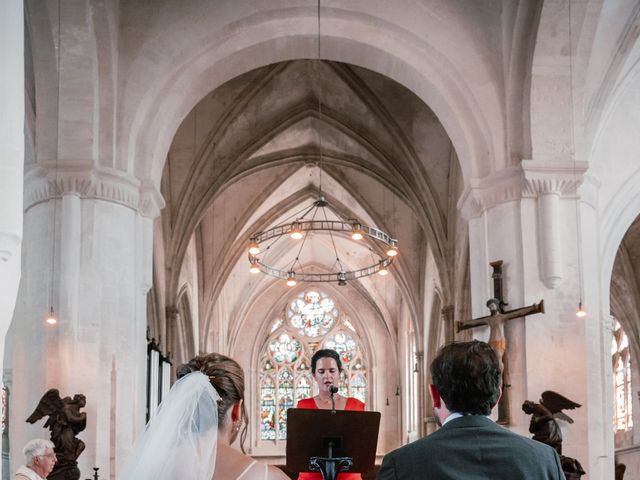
top-left (289, 222), bottom-right (303, 240)
top-left (248, 242), bottom-right (260, 255)
top-left (351, 223), bottom-right (363, 240)
top-left (576, 301), bottom-right (586, 318)
top-left (250, 261), bottom-right (260, 274)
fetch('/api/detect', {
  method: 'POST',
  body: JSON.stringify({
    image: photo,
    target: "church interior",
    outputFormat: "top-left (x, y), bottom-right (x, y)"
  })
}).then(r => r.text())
top-left (1, 0), bottom-right (640, 479)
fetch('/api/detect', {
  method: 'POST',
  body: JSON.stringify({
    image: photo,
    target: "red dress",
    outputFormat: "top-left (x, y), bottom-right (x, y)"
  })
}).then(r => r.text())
top-left (296, 397), bottom-right (365, 480)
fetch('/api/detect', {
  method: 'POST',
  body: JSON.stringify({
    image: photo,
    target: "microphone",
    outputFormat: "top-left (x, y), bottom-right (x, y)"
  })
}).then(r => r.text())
top-left (329, 385), bottom-right (338, 411)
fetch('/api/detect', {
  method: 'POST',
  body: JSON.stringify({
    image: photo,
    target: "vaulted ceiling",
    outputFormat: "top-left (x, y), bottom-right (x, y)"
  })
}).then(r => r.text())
top-left (159, 59), bottom-right (463, 350)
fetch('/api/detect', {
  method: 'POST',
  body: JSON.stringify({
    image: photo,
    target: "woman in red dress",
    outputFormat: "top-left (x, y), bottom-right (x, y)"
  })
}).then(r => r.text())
top-left (296, 349), bottom-right (364, 480)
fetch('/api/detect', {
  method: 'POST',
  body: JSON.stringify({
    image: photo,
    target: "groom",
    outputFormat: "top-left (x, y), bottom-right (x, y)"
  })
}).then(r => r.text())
top-left (378, 340), bottom-right (566, 479)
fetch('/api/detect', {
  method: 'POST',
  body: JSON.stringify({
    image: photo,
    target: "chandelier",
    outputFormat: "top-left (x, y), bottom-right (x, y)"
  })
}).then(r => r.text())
top-left (247, 196), bottom-right (398, 286)
top-left (246, 0), bottom-right (398, 286)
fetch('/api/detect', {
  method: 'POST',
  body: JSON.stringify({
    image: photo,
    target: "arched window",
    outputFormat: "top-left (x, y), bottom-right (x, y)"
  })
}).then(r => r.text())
top-left (612, 321), bottom-right (633, 434)
top-left (258, 290), bottom-right (368, 441)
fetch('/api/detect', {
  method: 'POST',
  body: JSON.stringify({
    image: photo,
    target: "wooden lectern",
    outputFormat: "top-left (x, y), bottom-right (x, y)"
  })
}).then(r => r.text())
top-left (286, 408), bottom-right (380, 480)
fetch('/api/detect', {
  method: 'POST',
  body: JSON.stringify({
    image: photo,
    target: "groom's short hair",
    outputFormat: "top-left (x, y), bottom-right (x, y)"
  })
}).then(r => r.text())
top-left (430, 340), bottom-right (501, 415)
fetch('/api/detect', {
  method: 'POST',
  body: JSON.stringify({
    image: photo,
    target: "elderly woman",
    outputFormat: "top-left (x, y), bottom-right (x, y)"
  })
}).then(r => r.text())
top-left (15, 438), bottom-right (57, 480)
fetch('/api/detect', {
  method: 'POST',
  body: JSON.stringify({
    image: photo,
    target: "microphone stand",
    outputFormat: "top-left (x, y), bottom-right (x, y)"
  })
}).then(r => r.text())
top-left (309, 385), bottom-right (352, 480)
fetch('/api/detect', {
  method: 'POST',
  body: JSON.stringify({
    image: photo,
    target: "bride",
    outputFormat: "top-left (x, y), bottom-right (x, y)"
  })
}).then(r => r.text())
top-left (119, 353), bottom-right (289, 480)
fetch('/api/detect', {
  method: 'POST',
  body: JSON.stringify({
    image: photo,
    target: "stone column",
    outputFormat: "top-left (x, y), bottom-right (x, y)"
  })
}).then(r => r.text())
top-left (0, 0), bottom-right (24, 392)
top-left (7, 166), bottom-right (163, 479)
top-left (458, 162), bottom-right (609, 478)
top-left (165, 306), bottom-right (181, 368)
top-left (441, 305), bottom-right (455, 344)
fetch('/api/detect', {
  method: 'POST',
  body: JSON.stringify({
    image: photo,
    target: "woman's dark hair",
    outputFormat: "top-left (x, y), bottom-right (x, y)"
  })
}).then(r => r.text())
top-left (430, 340), bottom-right (501, 415)
top-left (311, 349), bottom-right (343, 374)
top-left (177, 353), bottom-right (248, 452)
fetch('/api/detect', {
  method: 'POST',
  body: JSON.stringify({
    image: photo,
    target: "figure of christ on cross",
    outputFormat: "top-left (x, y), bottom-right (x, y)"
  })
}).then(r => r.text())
top-left (457, 299), bottom-right (545, 372)
top-left (455, 261), bottom-right (545, 424)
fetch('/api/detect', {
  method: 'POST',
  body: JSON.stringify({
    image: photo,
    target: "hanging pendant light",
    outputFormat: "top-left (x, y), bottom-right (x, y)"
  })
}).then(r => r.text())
top-left (245, 0), bottom-right (399, 286)
top-left (567, 0), bottom-right (586, 321)
top-left (46, 0), bottom-right (63, 326)
top-left (46, 306), bottom-right (57, 325)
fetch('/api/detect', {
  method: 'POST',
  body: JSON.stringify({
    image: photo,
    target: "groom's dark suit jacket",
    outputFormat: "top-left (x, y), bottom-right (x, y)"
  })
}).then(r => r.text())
top-left (377, 415), bottom-right (565, 480)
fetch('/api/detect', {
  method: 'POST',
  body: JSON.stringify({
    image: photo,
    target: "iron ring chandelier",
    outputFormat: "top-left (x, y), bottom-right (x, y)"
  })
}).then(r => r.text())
top-left (247, 197), bottom-right (398, 286)
top-left (246, 1), bottom-right (398, 287)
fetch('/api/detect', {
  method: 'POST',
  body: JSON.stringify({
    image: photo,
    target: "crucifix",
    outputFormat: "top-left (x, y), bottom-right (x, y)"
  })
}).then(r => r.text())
top-left (456, 260), bottom-right (544, 425)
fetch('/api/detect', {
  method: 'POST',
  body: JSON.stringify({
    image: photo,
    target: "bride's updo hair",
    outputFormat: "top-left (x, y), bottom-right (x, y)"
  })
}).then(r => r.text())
top-left (177, 353), bottom-right (248, 452)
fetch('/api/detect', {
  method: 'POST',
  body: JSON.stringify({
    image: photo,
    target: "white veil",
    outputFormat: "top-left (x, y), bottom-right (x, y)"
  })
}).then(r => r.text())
top-left (118, 372), bottom-right (220, 480)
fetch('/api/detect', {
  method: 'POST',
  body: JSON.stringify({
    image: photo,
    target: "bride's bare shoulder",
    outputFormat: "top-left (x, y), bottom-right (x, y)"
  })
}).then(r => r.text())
top-left (267, 464), bottom-right (291, 480)
top-left (213, 445), bottom-right (289, 480)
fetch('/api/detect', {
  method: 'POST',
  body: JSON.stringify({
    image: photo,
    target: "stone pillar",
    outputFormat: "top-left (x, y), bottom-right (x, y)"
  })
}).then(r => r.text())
top-left (441, 305), bottom-right (455, 344)
top-left (0, 0), bottom-right (24, 392)
top-left (7, 167), bottom-right (163, 479)
top-left (459, 162), bottom-right (609, 479)
top-left (414, 351), bottom-right (425, 436)
top-left (165, 306), bottom-right (181, 368)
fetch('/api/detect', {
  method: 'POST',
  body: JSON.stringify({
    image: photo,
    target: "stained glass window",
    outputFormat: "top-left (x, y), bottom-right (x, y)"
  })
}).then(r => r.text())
top-left (277, 369), bottom-right (294, 439)
top-left (288, 291), bottom-right (337, 337)
top-left (612, 321), bottom-right (633, 433)
top-left (259, 290), bottom-right (368, 442)
top-left (260, 374), bottom-right (276, 440)
top-left (351, 374), bottom-right (367, 404)
top-left (269, 333), bottom-right (302, 364)
top-left (325, 332), bottom-right (358, 363)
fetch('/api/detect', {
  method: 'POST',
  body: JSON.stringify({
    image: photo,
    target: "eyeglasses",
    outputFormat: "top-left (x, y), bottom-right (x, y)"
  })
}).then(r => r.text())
top-left (38, 453), bottom-right (56, 459)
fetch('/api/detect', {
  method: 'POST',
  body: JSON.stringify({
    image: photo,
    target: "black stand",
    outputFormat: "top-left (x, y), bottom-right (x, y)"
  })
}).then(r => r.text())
top-left (286, 408), bottom-right (380, 480)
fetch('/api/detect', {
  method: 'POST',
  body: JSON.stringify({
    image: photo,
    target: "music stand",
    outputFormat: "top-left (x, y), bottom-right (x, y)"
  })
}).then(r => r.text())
top-left (286, 408), bottom-right (381, 480)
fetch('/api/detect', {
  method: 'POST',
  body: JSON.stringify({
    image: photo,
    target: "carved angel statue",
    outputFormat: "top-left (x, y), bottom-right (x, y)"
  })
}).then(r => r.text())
top-left (522, 390), bottom-right (580, 454)
top-left (26, 389), bottom-right (87, 480)
top-left (522, 391), bottom-right (585, 479)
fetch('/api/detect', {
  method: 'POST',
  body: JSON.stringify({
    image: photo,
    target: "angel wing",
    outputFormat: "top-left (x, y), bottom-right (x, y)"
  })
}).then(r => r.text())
top-left (522, 400), bottom-right (552, 417)
top-left (26, 389), bottom-right (64, 429)
top-left (540, 390), bottom-right (581, 423)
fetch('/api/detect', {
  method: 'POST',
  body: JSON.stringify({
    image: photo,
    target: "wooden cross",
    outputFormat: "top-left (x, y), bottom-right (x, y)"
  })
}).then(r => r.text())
top-left (456, 260), bottom-right (544, 425)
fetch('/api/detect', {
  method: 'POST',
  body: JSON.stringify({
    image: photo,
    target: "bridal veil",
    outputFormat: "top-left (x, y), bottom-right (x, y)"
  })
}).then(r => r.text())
top-left (118, 372), bottom-right (220, 480)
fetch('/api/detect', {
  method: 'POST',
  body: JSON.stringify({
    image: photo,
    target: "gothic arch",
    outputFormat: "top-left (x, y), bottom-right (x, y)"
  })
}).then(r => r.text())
top-left (242, 285), bottom-right (380, 451)
top-left (120, 6), bottom-right (509, 190)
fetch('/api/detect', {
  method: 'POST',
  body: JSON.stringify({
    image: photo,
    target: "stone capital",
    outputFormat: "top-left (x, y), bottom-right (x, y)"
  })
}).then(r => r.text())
top-left (24, 163), bottom-right (165, 218)
top-left (441, 304), bottom-right (454, 318)
top-left (166, 306), bottom-right (180, 323)
top-left (458, 160), bottom-right (591, 220)
top-left (457, 166), bottom-right (522, 220)
top-left (139, 178), bottom-right (166, 218)
top-left (521, 159), bottom-right (588, 197)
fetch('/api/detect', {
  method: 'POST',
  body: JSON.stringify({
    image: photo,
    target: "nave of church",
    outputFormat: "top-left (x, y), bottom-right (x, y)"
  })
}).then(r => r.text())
top-left (2, 1), bottom-right (640, 479)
